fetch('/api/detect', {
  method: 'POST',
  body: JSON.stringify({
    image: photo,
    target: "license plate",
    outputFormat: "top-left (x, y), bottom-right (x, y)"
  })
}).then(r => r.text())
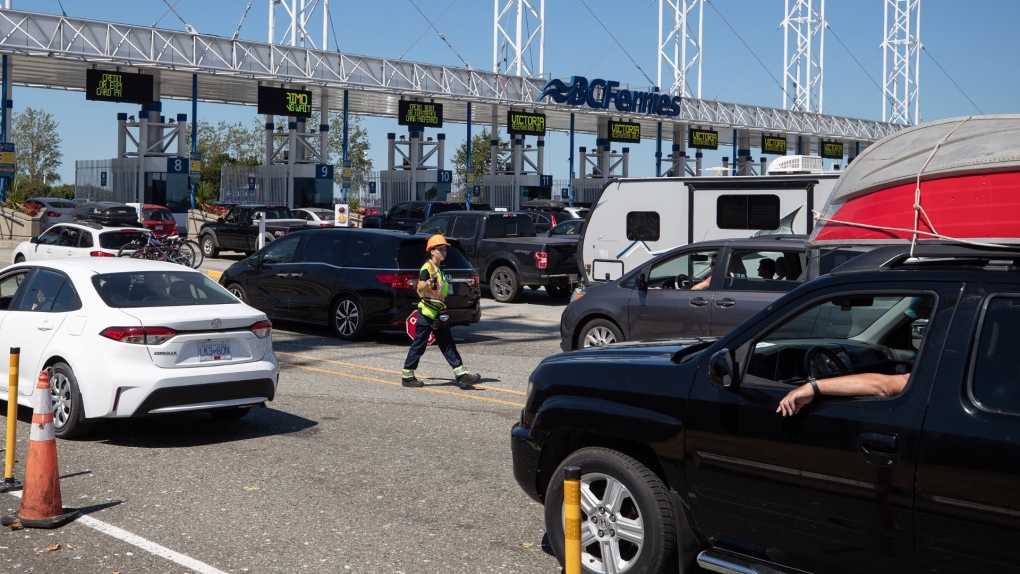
top-left (200, 343), bottom-right (231, 361)
top-left (155, 225), bottom-right (163, 231)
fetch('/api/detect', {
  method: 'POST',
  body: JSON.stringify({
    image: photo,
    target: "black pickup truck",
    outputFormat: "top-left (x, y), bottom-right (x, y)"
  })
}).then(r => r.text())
top-left (361, 201), bottom-right (490, 231)
top-left (512, 243), bottom-right (1020, 574)
top-left (197, 204), bottom-right (308, 258)
top-left (418, 210), bottom-right (578, 302)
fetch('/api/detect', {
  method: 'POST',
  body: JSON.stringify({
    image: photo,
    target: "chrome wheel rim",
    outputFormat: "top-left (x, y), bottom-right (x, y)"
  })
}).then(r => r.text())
top-left (202, 238), bottom-right (215, 256)
top-left (334, 299), bottom-right (360, 336)
top-left (492, 271), bottom-right (512, 300)
top-left (228, 286), bottom-right (245, 302)
top-left (583, 326), bottom-right (617, 347)
top-left (572, 472), bottom-right (645, 574)
top-left (49, 371), bottom-right (72, 430)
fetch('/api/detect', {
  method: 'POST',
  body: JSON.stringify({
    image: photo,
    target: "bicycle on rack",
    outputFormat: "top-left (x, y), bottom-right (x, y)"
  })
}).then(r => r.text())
top-left (117, 234), bottom-right (203, 269)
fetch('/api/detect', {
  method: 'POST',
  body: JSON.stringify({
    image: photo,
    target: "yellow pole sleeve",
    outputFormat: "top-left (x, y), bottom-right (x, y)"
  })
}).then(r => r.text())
top-left (4, 347), bottom-right (19, 483)
top-left (563, 465), bottom-right (582, 574)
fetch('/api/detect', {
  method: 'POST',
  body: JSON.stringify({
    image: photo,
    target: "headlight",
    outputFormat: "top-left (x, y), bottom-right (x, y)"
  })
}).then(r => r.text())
top-left (572, 292), bottom-right (585, 302)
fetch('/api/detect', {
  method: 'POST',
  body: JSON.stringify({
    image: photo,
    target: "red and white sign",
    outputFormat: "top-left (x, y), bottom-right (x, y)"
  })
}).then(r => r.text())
top-left (334, 203), bottom-right (350, 227)
top-left (405, 310), bottom-right (435, 345)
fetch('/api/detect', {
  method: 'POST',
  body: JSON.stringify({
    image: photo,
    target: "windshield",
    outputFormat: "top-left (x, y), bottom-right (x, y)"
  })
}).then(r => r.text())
top-left (92, 271), bottom-right (240, 308)
top-left (143, 209), bottom-right (175, 222)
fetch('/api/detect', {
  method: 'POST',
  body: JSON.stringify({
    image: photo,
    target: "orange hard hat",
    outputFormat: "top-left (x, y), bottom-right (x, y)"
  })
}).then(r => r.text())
top-left (426, 234), bottom-right (451, 251)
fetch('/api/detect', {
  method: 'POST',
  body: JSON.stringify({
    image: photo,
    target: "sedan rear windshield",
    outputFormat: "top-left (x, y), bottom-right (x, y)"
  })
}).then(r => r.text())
top-left (143, 209), bottom-right (175, 221)
top-left (98, 230), bottom-right (151, 249)
top-left (92, 271), bottom-right (240, 308)
top-left (397, 243), bottom-right (472, 270)
top-left (46, 200), bottom-right (77, 209)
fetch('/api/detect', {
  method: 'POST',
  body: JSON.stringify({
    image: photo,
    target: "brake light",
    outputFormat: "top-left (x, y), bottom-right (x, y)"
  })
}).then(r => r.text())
top-left (534, 251), bottom-right (548, 269)
top-left (375, 273), bottom-right (418, 290)
top-left (46, 210), bottom-right (59, 217)
top-left (550, 214), bottom-right (558, 226)
top-left (251, 320), bottom-right (272, 338)
top-left (467, 273), bottom-right (480, 289)
top-left (90, 251), bottom-right (116, 257)
top-left (100, 326), bottom-right (177, 345)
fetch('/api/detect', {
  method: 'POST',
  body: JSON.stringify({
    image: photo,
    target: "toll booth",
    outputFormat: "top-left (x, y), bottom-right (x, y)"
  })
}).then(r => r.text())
top-left (377, 130), bottom-right (451, 209)
top-left (75, 102), bottom-right (192, 232)
top-left (477, 134), bottom-right (553, 210)
top-left (572, 139), bottom-right (630, 205)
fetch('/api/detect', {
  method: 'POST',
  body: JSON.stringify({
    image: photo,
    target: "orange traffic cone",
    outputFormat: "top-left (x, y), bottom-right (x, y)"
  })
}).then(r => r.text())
top-left (0, 371), bottom-right (79, 529)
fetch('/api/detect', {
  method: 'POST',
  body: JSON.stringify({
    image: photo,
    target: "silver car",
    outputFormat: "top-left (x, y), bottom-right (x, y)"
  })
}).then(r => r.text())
top-left (26, 197), bottom-right (77, 228)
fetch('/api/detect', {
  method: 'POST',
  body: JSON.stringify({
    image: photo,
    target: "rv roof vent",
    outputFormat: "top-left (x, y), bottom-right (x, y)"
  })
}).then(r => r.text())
top-left (767, 155), bottom-right (823, 175)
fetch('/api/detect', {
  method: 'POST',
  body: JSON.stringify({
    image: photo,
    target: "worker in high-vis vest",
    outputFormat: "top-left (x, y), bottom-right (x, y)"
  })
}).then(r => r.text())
top-left (401, 234), bottom-right (482, 389)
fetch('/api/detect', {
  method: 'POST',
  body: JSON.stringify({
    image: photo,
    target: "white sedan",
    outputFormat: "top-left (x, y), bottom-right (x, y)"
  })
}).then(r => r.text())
top-left (290, 207), bottom-right (336, 227)
top-left (0, 258), bottom-right (279, 438)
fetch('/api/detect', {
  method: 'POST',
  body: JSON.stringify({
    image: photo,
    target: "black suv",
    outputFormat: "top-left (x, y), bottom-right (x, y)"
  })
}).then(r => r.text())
top-left (512, 244), bottom-right (1020, 574)
top-left (218, 228), bottom-right (481, 340)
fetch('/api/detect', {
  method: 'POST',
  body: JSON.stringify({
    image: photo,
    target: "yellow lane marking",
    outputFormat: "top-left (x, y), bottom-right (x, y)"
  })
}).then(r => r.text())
top-left (484, 312), bottom-right (559, 324)
top-left (279, 361), bottom-right (526, 408)
top-left (206, 270), bottom-right (223, 279)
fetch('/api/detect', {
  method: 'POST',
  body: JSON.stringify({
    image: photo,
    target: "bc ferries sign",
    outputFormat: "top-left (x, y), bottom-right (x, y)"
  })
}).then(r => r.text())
top-left (538, 76), bottom-right (683, 118)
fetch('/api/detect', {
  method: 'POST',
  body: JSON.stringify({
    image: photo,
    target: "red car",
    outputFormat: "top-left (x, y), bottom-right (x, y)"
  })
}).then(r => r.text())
top-left (140, 205), bottom-right (179, 237)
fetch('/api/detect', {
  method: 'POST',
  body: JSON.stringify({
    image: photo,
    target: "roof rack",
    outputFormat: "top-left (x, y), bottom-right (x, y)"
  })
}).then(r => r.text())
top-left (830, 243), bottom-right (1020, 275)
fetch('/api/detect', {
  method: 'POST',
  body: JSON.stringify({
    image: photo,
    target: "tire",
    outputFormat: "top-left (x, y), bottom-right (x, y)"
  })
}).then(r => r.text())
top-left (117, 241), bottom-right (140, 258)
top-left (201, 235), bottom-right (219, 258)
top-left (179, 240), bottom-right (203, 269)
top-left (578, 318), bottom-right (624, 349)
top-left (545, 447), bottom-right (677, 574)
top-left (226, 283), bottom-right (247, 303)
top-left (546, 285), bottom-right (573, 299)
top-left (209, 406), bottom-right (252, 420)
top-left (331, 295), bottom-right (365, 340)
top-left (490, 266), bottom-right (521, 303)
top-left (13, 254), bottom-right (24, 263)
top-left (49, 362), bottom-right (94, 440)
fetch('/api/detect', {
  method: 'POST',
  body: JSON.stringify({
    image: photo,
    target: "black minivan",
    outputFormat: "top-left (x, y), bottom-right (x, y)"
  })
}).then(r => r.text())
top-left (218, 228), bottom-right (481, 340)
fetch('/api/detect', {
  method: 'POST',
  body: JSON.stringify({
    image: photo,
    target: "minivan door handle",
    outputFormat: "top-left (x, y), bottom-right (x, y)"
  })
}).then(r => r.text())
top-left (715, 298), bottom-right (736, 308)
top-left (860, 432), bottom-right (898, 466)
top-left (689, 297), bottom-right (709, 307)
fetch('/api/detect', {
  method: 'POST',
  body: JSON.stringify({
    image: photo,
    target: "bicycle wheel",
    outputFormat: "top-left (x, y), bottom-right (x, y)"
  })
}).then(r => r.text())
top-left (183, 240), bottom-right (203, 269)
top-left (118, 241), bottom-right (141, 258)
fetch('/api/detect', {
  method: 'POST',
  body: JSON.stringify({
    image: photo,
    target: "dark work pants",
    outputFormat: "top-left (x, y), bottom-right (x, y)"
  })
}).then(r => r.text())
top-left (403, 312), bottom-right (463, 371)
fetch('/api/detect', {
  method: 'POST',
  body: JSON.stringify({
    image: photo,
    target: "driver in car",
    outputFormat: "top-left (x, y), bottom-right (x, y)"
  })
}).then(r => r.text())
top-left (776, 372), bottom-right (909, 416)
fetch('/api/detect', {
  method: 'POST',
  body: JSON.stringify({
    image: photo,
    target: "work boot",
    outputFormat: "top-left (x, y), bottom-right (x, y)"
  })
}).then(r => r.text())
top-left (401, 377), bottom-right (424, 388)
top-left (456, 372), bottom-right (481, 389)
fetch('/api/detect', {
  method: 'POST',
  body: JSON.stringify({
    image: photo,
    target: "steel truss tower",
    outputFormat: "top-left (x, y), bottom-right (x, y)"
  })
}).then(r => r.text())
top-left (658, 0), bottom-right (703, 98)
top-left (269, 0), bottom-right (330, 49)
top-left (782, 0), bottom-right (825, 113)
top-left (882, 0), bottom-right (921, 125)
top-left (493, 0), bottom-right (545, 76)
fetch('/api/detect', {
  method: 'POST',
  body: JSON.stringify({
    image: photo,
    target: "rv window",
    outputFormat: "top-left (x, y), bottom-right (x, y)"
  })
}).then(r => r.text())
top-left (717, 195), bottom-right (781, 230)
top-left (626, 212), bottom-right (660, 241)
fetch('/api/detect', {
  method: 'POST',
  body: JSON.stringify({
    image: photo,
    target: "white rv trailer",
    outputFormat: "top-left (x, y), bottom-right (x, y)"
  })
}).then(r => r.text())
top-left (578, 156), bottom-right (839, 284)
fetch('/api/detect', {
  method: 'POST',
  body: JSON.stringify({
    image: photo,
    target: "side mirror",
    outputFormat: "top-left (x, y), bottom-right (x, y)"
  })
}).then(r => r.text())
top-left (249, 255), bottom-right (262, 268)
top-left (708, 348), bottom-right (738, 390)
top-left (636, 273), bottom-right (648, 291)
top-left (910, 319), bottom-right (928, 350)
top-left (30, 236), bottom-right (39, 244)
top-left (217, 217), bottom-right (225, 224)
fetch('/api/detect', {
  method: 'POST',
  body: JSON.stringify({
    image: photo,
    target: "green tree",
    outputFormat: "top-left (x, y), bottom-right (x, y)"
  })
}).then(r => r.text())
top-left (327, 113), bottom-right (372, 192)
top-left (452, 128), bottom-right (508, 189)
top-left (11, 107), bottom-right (62, 186)
top-left (50, 183), bottom-right (76, 200)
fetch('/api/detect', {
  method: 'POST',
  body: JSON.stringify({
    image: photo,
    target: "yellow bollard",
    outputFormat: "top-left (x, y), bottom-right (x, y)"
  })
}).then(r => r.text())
top-left (1, 347), bottom-right (22, 493)
top-left (563, 465), bottom-right (582, 574)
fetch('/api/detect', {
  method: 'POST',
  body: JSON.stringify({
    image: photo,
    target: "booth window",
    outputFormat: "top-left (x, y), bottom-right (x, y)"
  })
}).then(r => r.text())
top-left (626, 212), bottom-right (660, 241)
top-left (717, 195), bottom-right (780, 229)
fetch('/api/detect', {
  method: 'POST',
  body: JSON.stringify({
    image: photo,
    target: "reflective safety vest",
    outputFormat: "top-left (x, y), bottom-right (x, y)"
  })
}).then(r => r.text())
top-left (418, 261), bottom-right (449, 319)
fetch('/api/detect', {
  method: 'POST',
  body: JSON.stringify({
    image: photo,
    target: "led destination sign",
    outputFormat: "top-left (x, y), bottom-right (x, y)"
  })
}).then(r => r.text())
top-left (85, 69), bottom-right (153, 104)
top-left (507, 111), bottom-right (546, 136)
top-left (688, 128), bottom-right (719, 150)
top-left (398, 101), bottom-right (443, 128)
top-left (257, 86), bottom-right (313, 118)
top-left (608, 120), bottom-right (641, 144)
top-left (761, 135), bottom-right (788, 155)
top-left (821, 141), bottom-right (845, 159)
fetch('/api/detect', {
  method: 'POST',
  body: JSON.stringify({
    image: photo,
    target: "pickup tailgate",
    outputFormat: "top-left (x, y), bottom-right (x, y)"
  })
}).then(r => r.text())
top-left (542, 237), bottom-right (580, 276)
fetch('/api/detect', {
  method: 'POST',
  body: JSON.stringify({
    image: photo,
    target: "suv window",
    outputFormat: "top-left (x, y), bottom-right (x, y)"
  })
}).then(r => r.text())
top-left (971, 296), bottom-right (1020, 415)
top-left (346, 237), bottom-right (390, 268)
top-left (260, 235), bottom-right (302, 264)
top-left (720, 250), bottom-right (803, 291)
top-left (37, 226), bottom-right (63, 246)
top-left (300, 233), bottom-right (346, 265)
top-left (642, 249), bottom-right (716, 289)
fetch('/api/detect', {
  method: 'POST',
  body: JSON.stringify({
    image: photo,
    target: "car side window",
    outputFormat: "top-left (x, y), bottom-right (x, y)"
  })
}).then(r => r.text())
top-left (18, 269), bottom-right (73, 313)
top-left (37, 226), bottom-right (62, 246)
top-left (345, 237), bottom-right (385, 268)
top-left (646, 250), bottom-right (716, 289)
top-left (970, 296), bottom-right (1020, 415)
top-left (450, 217), bottom-right (478, 239)
top-left (745, 294), bottom-right (934, 386)
top-left (408, 204), bottom-right (426, 219)
top-left (388, 203), bottom-right (409, 219)
top-left (300, 233), bottom-right (346, 265)
top-left (419, 216), bottom-right (450, 236)
top-left (259, 235), bottom-right (301, 264)
top-left (719, 250), bottom-right (803, 292)
top-left (225, 208), bottom-right (241, 224)
top-left (79, 231), bottom-right (95, 249)
top-left (58, 227), bottom-right (81, 247)
top-left (0, 271), bottom-right (27, 310)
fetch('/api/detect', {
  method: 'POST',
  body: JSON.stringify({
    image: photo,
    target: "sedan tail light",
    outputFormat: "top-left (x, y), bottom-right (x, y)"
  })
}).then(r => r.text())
top-left (46, 210), bottom-right (59, 218)
top-left (100, 327), bottom-right (177, 345)
top-left (375, 273), bottom-right (418, 290)
top-left (534, 251), bottom-right (548, 269)
top-left (90, 251), bottom-right (116, 257)
top-left (250, 320), bottom-right (272, 338)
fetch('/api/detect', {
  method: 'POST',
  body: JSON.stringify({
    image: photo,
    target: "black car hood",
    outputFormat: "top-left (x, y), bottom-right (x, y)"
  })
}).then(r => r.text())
top-left (546, 337), bottom-right (717, 365)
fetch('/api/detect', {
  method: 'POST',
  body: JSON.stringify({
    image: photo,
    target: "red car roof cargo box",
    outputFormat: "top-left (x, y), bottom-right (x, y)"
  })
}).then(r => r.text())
top-left (809, 115), bottom-right (1020, 247)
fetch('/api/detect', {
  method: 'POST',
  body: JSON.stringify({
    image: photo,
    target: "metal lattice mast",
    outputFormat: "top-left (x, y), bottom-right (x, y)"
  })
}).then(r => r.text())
top-left (493, 0), bottom-right (545, 76)
top-left (782, 0), bottom-right (825, 113)
top-left (657, 0), bottom-right (703, 98)
top-left (268, 0), bottom-right (330, 49)
top-left (882, 0), bottom-right (921, 124)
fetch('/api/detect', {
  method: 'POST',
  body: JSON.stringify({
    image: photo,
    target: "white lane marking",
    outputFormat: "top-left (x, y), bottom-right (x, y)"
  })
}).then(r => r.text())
top-left (9, 490), bottom-right (227, 574)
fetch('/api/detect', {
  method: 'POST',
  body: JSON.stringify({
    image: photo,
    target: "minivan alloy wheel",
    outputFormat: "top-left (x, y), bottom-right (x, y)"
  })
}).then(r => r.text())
top-left (332, 296), bottom-right (364, 340)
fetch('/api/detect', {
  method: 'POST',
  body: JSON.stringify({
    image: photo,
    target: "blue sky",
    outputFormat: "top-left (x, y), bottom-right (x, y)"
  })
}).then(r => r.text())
top-left (15, 0), bottom-right (1020, 186)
